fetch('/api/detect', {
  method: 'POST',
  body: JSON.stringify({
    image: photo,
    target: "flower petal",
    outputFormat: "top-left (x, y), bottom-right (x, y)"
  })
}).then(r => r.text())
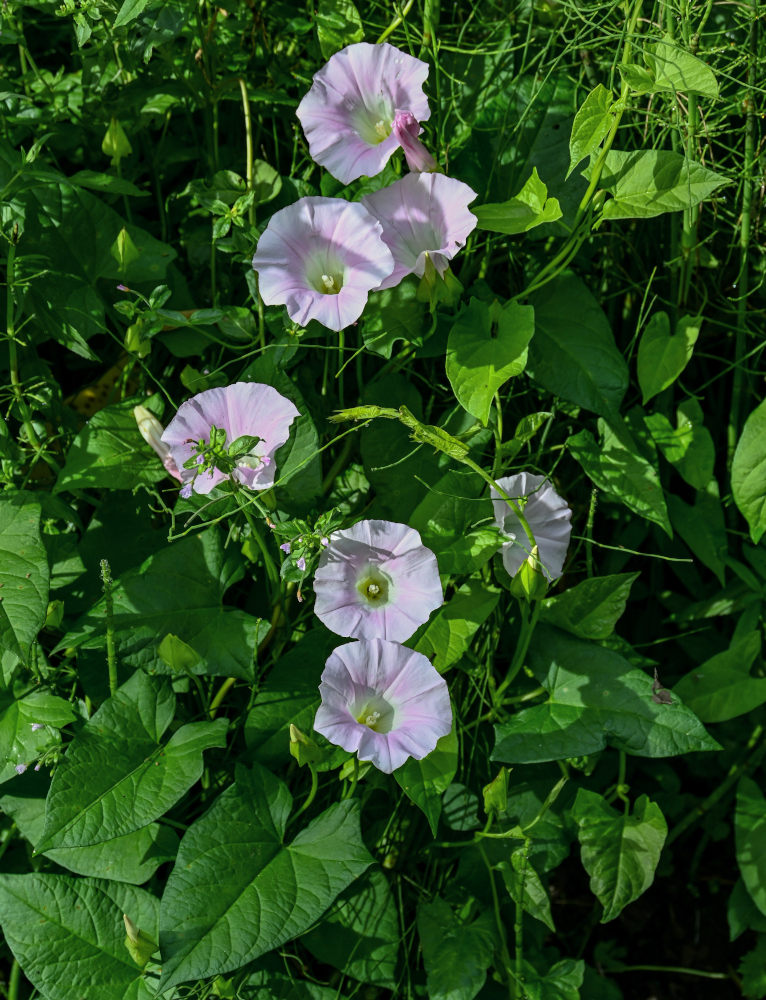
top-left (362, 173), bottom-right (477, 290)
top-left (491, 473), bottom-right (573, 581)
top-left (252, 198), bottom-right (394, 332)
top-left (314, 639), bottom-right (452, 774)
top-left (313, 519), bottom-right (443, 641)
top-left (297, 42), bottom-right (431, 183)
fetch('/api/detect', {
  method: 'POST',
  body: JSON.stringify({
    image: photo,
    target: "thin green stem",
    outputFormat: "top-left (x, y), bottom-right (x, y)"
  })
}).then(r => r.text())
top-left (377, 0), bottom-right (416, 42)
top-left (492, 392), bottom-right (504, 479)
top-left (479, 843), bottom-right (515, 999)
top-left (208, 676), bottom-right (236, 718)
top-left (609, 965), bottom-right (728, 980)
top-left (495, 603), bottom-right (541, 701)
top-left (237, 77), bottom-right (255, 227)
top-left (292, 765), bottom-right (319, 820)
top-left (7, 959), bottom-right (20, 1000)
top-left (234, 486), bottom-right (280, 591)
top-left (667, 723), bottom-right (764, 845)
top-left (513, 841), bottom-right (530, 1000)
top-left (585, 489), bottom-right (597, 578)
top-left (5, 234), bottom-right (59, 470)
top-left (727, 0), bottom-right (758, 463)
top-left (100, 560), bottom-right (118, 697)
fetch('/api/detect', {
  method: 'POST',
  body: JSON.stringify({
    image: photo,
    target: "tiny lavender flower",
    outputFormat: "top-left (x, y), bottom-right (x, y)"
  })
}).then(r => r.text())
top-left (29, 723), bottom-right (45, 732)
top-left (252, 197), bottom-right (394, 332)
top-left (313, 519), bottom-right (443, 642)
top-left (280, 542), bottom-right (291, 554)
top-left (15, 763), bottom-right (27, 775)
top-left (491, 473), bottom-right (572, 582)
top-left (161, 382), bottom-right (299, 496)
top-left (297, 42), bottom-right (432, 184)
top-left (362, 173), bottom-right (477, 290)
top-left (314, 638), bottom-right (452, 773)
top-left (391, 110), bottom-right (438, 172)
top-left (296, 556), bottom-right (307, 572)
top-left (134, 405), bottom-right (183, 482)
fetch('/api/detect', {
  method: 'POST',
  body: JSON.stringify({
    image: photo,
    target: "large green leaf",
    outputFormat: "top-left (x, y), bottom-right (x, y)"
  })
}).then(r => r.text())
top-left (158, 764), bottom-right (372, 989)
top-left (637, 312), bottom-right (700, 404)
top-left (568, 417), bottom-right (671, 535)
top-left (540, 573), bottom-right (639, 640)
top-left (0, 873), bottom-right (159, 1000)
top-left (643, 36), bottom-right (720, 97)
top-left (0, 495), bottom-right (50, 664)
top-left (394, 726), bottom-right (458, 835)
top-left (598, 149), bottom-right (727, 221)
top-left (58, 528), bottom-right (267, 679)
top-left (0, 139), bottom-right (176, 354)
top-left (301, 867), bottom-right (399, 988)
top-left (415, 581), bottom-right (500, 672)
top-left (528, 273), bottom-right (628, 422)
top-left (417, 896), bottom-right (495, 1000)
top-left (55, 399), bottom-right (167, 493)
top-left (0, 778), bottom-right (178, 883)
top-left (739, 936), bottom-right (766, 1000)
top-left (667, 485), bottom-right (727, 585)
top-left (572, 789), bottom-right (667, 922)
top-left (316, 0), bottom-right (364, 57)
top-left (446, 299), bottom-right (534, 424)
top-left (673, 632), bottom-right (766, 723)
top-left (492, 626), bottom-right (720, 763)
top-left (568, 84), bottom-right (614, 177)
top-left (363, 278), bottom-right (427, 358)
top-left (523, 959), bottom-right (585, 1000)
top-left (0, 688), bottom-right (75, 785)
top-left (473, 168), bottom-right (561, 234)
top-left (36, 671), bottom-right (227, 851)
top-left (497, 848), bottom-right (555, 931)
top-left (735, 778), bottom-right (766, 917)
top-left (645, 397), bottom-right (715, 490)
top-left (732, 399), bottom-right (766, 544)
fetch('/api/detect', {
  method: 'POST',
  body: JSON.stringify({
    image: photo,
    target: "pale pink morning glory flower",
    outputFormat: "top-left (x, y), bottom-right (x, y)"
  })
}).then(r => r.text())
top-left (391, 110), bottom-right (438, 173)
top-left (134, 405), bottom-right (183, 481)
top-left (252, 197), bottom-right (394, 332)
top-left (313, 519), bottom-right (443, 642)
top-left (491, 473), bottom-right (572, 582)
top-left (296, 42), bottom-right (431, 184)
top-left (314, 639), bottom-right (452, 773)
top-left (362, 173), bottom-right (477, 290)
top-left (161, 382), bottom-right (299, 496)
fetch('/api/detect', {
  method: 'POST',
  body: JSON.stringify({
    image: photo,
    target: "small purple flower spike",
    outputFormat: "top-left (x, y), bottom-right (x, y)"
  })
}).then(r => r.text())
top-left (313, 519), bottom-right (443, 642)
top-left (362, 173), bottom-right (477, 290)
top-left (297, 42), bottom-right (432, 184)
top-left (161, 382), bottom-right (299, 497)
top-left (314, 638), bottom-right (452, 773)
top-left (252, 197), bottom-right (394, 332)
top-left (491, 472), bottom-right (572, 582)
top-left (391, 110), bottom-right (438, 172)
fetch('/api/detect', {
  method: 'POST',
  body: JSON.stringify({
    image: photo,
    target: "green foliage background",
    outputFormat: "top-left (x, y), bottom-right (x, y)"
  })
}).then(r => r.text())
top-left (0, 0), bottom-right (765, 998)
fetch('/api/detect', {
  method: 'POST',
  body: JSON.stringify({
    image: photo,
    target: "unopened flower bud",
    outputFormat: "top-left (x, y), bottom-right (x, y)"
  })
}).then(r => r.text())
top-left (134, 405), bottom-right (183, 482)
top-left (509, 545), bottom-right (549, 603)
top-left (392, 110), bottom-right (438, 173)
